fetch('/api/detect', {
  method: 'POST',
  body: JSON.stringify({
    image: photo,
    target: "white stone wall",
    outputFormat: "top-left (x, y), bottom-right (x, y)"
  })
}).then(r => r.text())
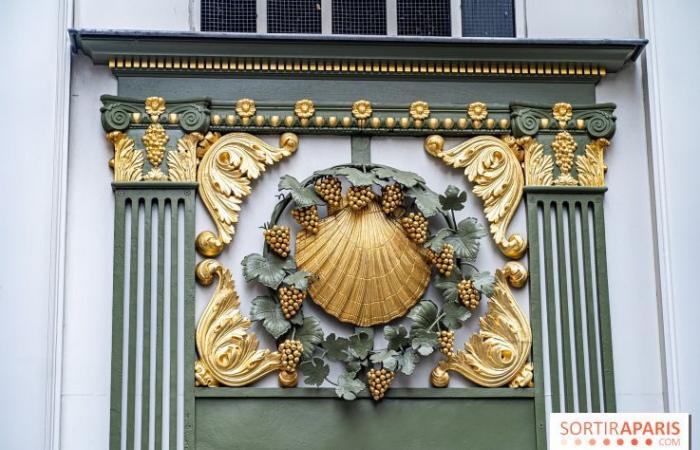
top-left (2, 0), bottom-right (698, 449)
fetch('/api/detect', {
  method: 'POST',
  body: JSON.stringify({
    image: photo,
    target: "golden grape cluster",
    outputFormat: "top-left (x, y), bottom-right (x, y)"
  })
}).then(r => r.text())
top-left (278, 286), bottom-right (305, 319)
top-left (314, 176), bottom-right (343, 208)
top-left (264, 225), bottom-right (291, 257)
top-left (291, 206), bottom-right (320, 234)
top-left (367, 368), bottom-right (396, 401)
top-left (435, 244), bottom-right (455, 277)
top-left (347, 185), bottom-right (375, 210)
top-left (278, 339), bottom-right (303, 373)
top-left (381, 183), bottom-right (404, 214)
top-left (438, 330), bottom-right (455, 358)
top-left (458, 279), bottom-right (480, 310)
top-left (400, 212), bottom-right (428, 244)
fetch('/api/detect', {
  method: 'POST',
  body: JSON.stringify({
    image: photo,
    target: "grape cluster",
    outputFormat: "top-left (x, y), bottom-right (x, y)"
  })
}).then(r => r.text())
top-left (436, 244), bottom-right (455, 277)
top-left (347, 185), bottom-right (375, 210)
top-left (400, 212), bottom-right (428, 244)
top-left (291, 206), bottom-right (320, 234)
top-left (264, 225), bottom-right (291, 257)
top-left (438, 330), bottom-right (455, 358)
top-left (458, 279), bottom-right (480, 310)
top-left (278, 285), bottom-right (305, 319)
top-left (278, 339), bottom-right (303, 373)
top-left (381, 183), bottom-right (404, 214)
top-left (367, 368), bottom-right (396, 401)
top-left (314, 176), bottom-right (343, 208)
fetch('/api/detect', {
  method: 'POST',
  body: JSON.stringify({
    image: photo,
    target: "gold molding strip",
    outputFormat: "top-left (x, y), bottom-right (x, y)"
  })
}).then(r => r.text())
top-left (108, 56), bottom-right (606, 78)
top-left (431, 262), bottom-right (533, 388)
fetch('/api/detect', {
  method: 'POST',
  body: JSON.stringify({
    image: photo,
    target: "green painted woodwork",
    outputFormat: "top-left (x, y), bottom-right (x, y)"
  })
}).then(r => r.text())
top-left (70, 29), bottom-right (646, 76)
top-left (195, 397), bottom-right (537, 450)
top-left (89, 31), bottom-right (636, 450)
top-left (109, 183), bottom-right (196, 450)
top-left (525, 187), bottom-right (617, 423)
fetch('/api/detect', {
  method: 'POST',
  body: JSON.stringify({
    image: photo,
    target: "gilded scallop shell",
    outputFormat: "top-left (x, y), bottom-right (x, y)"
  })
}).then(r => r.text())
top-left (295, 201), bottom-right (431, 326)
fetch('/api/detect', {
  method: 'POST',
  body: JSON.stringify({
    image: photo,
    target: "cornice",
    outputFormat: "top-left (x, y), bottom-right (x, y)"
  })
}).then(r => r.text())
top-left (70, 29), bottom-right (646, 80)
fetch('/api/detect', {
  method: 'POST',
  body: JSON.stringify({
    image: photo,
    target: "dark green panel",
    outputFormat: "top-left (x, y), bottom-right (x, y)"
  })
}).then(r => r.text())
top-left (525, 187), bottom-right (615, 419)
top-left (117, 76), bottom-right (596, 105)
top-left (195, 397), bottom-right (537, 450)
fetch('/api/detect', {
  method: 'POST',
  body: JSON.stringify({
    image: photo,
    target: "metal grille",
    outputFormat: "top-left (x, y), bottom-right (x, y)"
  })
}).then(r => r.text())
top-left (332, 0), bottom-right (387, 35)
top-left (201, 0), bottom-right (257, 33)
top-left (268, 0), bottom-right (322, 33)
top-left (397, 0), bottom-right (451, 36)
top-left (461, 0), bottom-right (514, 37)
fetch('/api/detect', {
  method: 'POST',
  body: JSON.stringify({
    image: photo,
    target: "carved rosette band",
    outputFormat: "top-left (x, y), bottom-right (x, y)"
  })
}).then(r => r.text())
top-left (194, 259), bottom-right (297, 388)
top-left (424, 134), bottom-right (527, 259)
top-left (431, 261), bottom-right (533, 388)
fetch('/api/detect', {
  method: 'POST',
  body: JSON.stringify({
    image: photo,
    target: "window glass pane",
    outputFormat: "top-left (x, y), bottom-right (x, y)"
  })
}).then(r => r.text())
top-left (332, 0), bottom-right (387, 35)
top-left (461, 0), bottom-right (515, 37)
top-left (397, 0), bottom-right (451, 36)
top-left (201, 0), bottom-right (257, 32)
top-left (268, 0), bottom-right (322, 33)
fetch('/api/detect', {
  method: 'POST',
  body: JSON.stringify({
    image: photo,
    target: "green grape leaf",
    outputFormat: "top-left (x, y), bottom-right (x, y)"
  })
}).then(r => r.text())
top-left (241, 253), bottom-right (294, 289)
top-left (441, 302), bottom-right (471, 329)
top-left (371, 167), bottom-right (425, 188)
top-left (426, 228), bottom-right (453, 252)
top-left (384, 325), bottom-right (411, 351)
top-left (446, 218), bottom-right (487, 261)
top-left (289, 310), bottom-right (305, 326)
top-left (354, 327), bottom-right (374, 340)
top-left (472, 271), bottom-right (496, 297)
top-left (407, 300), bottom-right (439, 331)
top-left (439, 185), bottom-right (468, 211)
top-left (282, 270), bottom-right (314, 290)
top-left (434, 272), bottom-right (461, 304)
top-left (397, 348), bottom-right (419, 375)
top-left (411, 329), bottom-right (438, 356)
top-left (335, 167), bottom-right (377, 186)
top-left (406, 186), bottom-right (441, 217)
top-left (345, 330), bottom-right (374, 361)
top-left (249, 296), bottom-right (290, 339)
top-left (335, 372), bottom-right (365, 400)
top-left (278, 175), bottom-right (324, 207)
top-left (370, 349), bottom-right (400, 371)
top-left (299, 357), bottom-right (329, 387)
top-left (345, 359), bottom-right (363, 374)
top-left (287, 316), bottom-right (324, 359)
top-left (321, 333), bottom-right (351, 361)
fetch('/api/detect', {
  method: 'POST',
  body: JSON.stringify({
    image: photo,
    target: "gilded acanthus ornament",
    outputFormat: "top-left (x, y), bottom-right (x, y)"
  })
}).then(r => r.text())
top-left (107, 131), bottom-right (144, 182)
top-left (196, 132), bottom-right (299, 257)
top-left (552, 102), bottom-right (573, 128)
top-left (430, 263), bottom-right (532, 388)
top-left (552, 131), bottom-right (578, 186)
top-left (167, 132), bottom-right (201, 182)
top-left (194, 259), bottom-right (292, 387)
top-left (235, 98), bottom-right (256, 118)
top-left (467, 102), bottom-right (488, 128)
top-left (424, 134), bottom-right (527, 259)
top-left (523, 137), bottom-right (554, 186)
top-left (294, 99), bottom-right (315, 119)
top-left (576, 138), bottom-right (609, 187)
top-left (409, 100), bottom-right (430, 121)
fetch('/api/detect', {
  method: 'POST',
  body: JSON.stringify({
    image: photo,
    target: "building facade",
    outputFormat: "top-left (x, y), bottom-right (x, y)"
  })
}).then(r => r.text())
top-left (0, 0), bottom-right (698, 449)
